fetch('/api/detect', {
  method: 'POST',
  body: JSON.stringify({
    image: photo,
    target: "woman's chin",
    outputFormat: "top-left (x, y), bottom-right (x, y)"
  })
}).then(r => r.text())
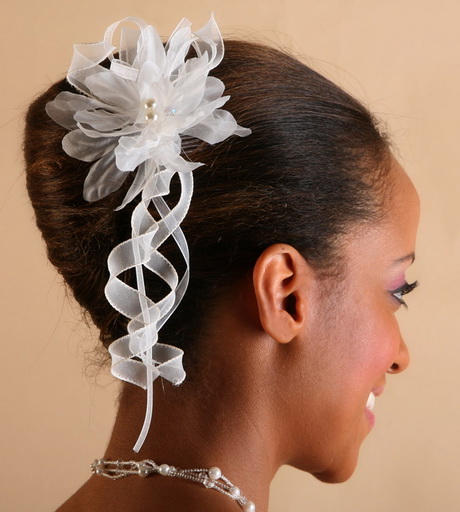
top-left (310, 453), bottom-right (360, 484)
top-left (313, 468), bottom-right (355, 484)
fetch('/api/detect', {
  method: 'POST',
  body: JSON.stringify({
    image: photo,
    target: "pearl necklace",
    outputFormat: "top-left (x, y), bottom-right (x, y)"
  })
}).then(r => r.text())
top-left (91, 458), bottom-right (256, 511)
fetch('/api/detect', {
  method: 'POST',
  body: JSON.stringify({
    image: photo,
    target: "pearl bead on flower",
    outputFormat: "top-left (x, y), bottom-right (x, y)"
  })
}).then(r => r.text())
top-left (144, 98), bottom-right (158, 122)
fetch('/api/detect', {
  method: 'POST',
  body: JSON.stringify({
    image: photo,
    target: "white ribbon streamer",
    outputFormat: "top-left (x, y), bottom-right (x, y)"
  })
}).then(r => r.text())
top-left (46, 15), bottom-right (251, 451)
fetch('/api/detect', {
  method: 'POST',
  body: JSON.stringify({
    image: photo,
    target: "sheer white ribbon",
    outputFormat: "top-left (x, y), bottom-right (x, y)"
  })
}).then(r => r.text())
top-left (46, 16), bottom-right (251, 451)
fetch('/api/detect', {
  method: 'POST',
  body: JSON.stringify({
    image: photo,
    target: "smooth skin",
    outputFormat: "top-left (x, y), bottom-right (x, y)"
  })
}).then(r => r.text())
top-left (59, 158), bottom-right (419, 511)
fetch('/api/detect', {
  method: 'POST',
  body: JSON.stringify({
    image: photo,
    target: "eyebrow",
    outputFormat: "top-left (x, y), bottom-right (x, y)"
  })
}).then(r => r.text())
top-left (391, 252), bottom-right (416, 266)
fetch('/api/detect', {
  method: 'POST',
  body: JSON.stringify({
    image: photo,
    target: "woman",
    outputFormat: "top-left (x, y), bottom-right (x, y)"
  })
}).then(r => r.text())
top-left (23, 16), bottom-right (419, 512)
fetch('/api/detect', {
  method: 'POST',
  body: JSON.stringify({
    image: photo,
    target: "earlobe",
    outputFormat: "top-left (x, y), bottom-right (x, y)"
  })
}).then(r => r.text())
top-left (252, 244), bottom-right (310, 344)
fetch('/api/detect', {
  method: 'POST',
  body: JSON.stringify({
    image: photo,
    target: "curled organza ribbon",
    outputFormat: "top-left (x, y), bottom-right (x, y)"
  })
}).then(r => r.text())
top-left (46, 16), bottom-right (251, 451)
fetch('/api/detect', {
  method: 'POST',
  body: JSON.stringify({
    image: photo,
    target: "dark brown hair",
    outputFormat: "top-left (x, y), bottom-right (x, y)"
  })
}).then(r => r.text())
top-left (24, 41), bottom-right (391, 355)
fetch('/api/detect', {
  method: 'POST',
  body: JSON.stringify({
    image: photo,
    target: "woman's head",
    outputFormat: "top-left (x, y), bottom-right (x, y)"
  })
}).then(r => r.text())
top-left (24, 40), bottom-right (393, 358)
top-left (252, 157), bottom-right (418, 482)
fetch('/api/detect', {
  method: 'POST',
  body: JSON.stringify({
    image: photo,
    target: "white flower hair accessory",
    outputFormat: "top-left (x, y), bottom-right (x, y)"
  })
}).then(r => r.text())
top-left (46, 16), bottom-right (251, 451)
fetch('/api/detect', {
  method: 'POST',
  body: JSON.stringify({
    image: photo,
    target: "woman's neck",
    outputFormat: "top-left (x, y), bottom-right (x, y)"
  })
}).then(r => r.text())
top-left (59, 366), bottom-right (278, 511)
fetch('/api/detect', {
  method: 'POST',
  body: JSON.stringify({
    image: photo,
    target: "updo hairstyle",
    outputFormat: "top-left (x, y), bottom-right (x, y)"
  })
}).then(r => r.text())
top-left (24, 41), bottom-right (391, 356)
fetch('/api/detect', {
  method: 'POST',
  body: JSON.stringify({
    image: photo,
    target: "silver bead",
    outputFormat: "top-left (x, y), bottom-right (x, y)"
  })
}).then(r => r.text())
top-left (203, 477), bottom-right (215, 489)
top-left (208, 466), bottom-right (222, 480)
top-left (243, 501), bottom-right (256, 512)
top-left (229, 486), bottom-right (241, 497)
top-left (93, 459), bottom-right (105, 472)
top-left (159, 463), bottom-right (171, 476)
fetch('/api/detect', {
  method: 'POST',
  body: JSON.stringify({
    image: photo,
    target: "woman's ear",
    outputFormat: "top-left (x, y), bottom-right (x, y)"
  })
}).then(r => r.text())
top-left (252, 244), bottom-right (311, 344)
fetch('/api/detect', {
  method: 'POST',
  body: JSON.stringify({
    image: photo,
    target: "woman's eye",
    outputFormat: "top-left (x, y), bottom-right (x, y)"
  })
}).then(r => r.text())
top-left (390, 281), bottom-right (419, 308)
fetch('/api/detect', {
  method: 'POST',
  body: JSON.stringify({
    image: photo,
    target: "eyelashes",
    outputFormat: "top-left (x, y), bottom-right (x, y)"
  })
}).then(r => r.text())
top-left (390, 281), bottom-right (419, 308)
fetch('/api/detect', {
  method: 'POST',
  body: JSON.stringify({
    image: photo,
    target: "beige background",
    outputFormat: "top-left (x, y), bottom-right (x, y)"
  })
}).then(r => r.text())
top-left (1, 0), bottom-right (459, 511)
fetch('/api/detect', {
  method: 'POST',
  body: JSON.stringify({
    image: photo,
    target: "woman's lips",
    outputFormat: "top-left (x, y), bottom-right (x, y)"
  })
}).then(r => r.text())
top-left (372, 386), bottom-right (385, 397)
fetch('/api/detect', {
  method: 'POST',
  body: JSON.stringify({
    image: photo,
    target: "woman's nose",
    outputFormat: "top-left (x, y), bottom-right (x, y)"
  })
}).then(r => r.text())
top-left (387, 335), bottom-right (410, 374)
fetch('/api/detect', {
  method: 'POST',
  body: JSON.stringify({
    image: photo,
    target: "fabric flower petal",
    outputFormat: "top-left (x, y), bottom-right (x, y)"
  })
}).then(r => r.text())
top-left (62, 129), bottom-right (118, 162)
top-left (115, 134), bottom-right (154, 171)
top-left (183, 109), bottom-right (240, 144)
top-left (165, 21), bottom-right (193, 75)
top-left (84, 70), bottom-right (139, 110)
top-left (75, 109), bottom-right (134, 133)
top-left (117, 162), bottom-right (148, 210)
top-left (135, 25), bottom-right (166, 73)
top-left (46, 92), bottom-right (103, 130)
top-left (83, 151), bottom-right (129, 201)
top-left (193, 15), bottom-right (224, 67)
